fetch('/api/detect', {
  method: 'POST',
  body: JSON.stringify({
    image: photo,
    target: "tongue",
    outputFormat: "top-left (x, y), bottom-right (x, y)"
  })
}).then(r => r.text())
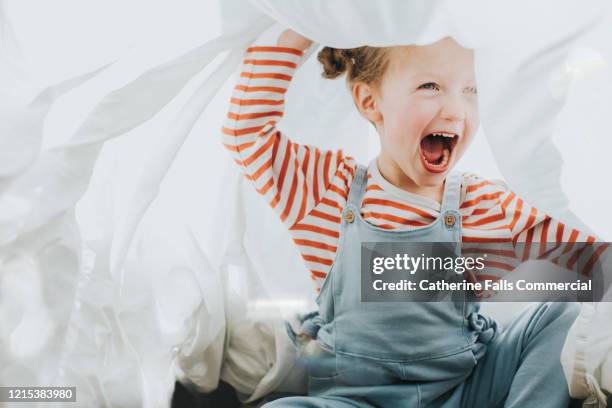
top-left (421, 137), bottom-right (445, 163)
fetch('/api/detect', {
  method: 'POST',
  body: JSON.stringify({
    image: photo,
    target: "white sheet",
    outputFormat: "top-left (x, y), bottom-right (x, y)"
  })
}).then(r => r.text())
top-left (1, 1), bottom-right (611, 406)
top-left (562, 302), bottom-right (612, 407)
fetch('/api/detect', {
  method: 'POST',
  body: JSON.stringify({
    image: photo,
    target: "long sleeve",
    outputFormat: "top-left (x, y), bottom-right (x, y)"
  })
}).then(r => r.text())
top-left (222, 46), bottom-right (349, 228)
top-left (499, 189), bottom-right (609, 277)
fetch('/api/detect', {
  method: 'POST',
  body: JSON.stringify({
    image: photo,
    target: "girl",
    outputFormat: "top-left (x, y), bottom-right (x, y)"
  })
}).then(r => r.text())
top-left (221, 29), bottom-right (600, 407)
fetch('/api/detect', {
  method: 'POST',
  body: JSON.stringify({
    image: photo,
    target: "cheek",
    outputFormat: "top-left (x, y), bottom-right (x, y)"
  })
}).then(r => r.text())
top-left (471, 109), bottom-right (480, 132)
top-left (409, 106), bottom-right (437, 131)
top-left (456, 116), bottom-right (479, 157)
top-left (467, 98), bottom-right (480, 128)
top-left (384, 99), bottom-right (437, 144)
top-left (463, 106), bottom-right (480, 141)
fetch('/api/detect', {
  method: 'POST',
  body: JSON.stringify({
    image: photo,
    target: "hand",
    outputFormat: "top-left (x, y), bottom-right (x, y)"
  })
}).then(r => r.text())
top-left (464, 269), bottom-right (496, 298)
top-left (296, 332), bottom-right (314, 342)
top-left (277, 29), bottom-right (313, 51)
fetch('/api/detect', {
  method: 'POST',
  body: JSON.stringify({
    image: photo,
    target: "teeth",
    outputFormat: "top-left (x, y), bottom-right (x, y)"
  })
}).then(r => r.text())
top-left (431, 132), bottom-right (455, 138)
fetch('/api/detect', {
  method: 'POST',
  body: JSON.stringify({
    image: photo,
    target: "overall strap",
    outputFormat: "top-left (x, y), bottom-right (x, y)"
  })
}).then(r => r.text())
top-left (346, 164), bottom-right (368, 208)
top-left (441, 172), bottom-right (462, 213)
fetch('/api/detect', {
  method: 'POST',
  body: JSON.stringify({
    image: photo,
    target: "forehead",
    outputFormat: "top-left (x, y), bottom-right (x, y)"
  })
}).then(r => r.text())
top-left (387, 37), bottom-right (475, 81)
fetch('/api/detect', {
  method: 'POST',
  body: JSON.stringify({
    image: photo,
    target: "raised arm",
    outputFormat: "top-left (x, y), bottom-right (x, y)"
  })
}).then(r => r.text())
top-left (500, 189), bottom-right (609, 277)
top-left (222, 30), bottom-right (350, 228)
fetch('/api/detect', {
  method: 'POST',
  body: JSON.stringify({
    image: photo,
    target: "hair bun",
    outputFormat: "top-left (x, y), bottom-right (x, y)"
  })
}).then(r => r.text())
top-left (317, 47), bottom-right (352, 79)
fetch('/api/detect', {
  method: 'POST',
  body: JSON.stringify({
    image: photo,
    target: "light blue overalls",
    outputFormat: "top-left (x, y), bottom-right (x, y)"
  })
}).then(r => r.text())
top-left (263, 165), bottom-right (579, 407)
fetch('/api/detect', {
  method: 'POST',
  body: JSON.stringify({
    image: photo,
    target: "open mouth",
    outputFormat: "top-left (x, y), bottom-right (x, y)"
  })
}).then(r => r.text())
top-left (419, 132), bottom-right (459, 173)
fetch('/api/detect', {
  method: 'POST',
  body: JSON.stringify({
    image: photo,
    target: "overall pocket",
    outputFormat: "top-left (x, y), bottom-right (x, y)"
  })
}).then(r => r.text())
top-left (300, 339), bottom-right (339, 380)
top-left (335, 352), bottom-right (403, 387)
top-left (304, 344), bottom-right (342, 395)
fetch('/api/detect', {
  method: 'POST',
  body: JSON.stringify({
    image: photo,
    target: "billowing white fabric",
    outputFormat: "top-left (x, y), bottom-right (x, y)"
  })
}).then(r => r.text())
top-left (1, 0), bottom-right (611, 406)
top-left (249, 0), bottom-right (607, 232)
top-left (562, 301), bottom-right (612, 407)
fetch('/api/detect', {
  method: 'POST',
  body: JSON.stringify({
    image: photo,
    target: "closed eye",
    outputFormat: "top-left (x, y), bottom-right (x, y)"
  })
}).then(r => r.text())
top-left (418, 82), bottom-right (440, 91)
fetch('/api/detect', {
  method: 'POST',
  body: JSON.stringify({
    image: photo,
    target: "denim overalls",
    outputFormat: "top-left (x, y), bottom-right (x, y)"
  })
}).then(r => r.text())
top-left (264, 165), bottom-right (579, 408)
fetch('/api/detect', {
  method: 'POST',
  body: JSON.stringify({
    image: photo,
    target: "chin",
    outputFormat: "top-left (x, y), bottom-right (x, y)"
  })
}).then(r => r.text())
top-left (415, 166), bottom-right (451, 186)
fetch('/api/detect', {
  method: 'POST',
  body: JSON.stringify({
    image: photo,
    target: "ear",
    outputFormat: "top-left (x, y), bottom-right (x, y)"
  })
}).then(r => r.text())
top-left (352, 82), bottom-right (383, 125)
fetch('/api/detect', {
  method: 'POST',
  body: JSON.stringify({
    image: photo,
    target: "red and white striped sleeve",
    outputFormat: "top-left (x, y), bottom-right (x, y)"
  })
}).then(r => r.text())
top-left (222, 46), bottom-right (346, 228)
top-left (500, 189), bottom-right (609, 277)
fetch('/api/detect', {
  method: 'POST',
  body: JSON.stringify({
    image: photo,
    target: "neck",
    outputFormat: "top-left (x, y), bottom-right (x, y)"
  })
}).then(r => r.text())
top-left (376, 156), bottom-right (445, 203)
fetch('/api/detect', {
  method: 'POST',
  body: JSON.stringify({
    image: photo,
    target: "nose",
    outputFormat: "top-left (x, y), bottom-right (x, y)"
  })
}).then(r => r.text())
top-left (440, 93), bottom-right (466, 122)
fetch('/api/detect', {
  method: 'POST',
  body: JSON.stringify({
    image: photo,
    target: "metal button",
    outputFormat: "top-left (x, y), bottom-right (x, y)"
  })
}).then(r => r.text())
top-left (345, 210), bottom-right (355, 224)
top-left (444, 214), bottom-right (456, 228)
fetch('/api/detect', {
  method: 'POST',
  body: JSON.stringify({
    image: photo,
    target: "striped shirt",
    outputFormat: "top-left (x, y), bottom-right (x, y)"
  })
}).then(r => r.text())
top-left (222, 46), bottom-right (605, 292)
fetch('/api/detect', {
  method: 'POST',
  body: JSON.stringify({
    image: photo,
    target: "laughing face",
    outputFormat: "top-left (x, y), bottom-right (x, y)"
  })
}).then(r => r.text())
top-left (354, 37), bottom-right (479, 200)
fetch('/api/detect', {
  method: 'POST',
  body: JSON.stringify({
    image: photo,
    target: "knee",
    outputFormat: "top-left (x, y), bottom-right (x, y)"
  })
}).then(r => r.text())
top-left (543, 302), bottom-right (580, 321)
top-left (261, 396), bottom-right (317, 408)
top-left (533, 302), bottom-right (580, 331)
top-left (261, 399), bottom-right (288, 408)
top-left (519, 302), bottom-right (580, 351)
